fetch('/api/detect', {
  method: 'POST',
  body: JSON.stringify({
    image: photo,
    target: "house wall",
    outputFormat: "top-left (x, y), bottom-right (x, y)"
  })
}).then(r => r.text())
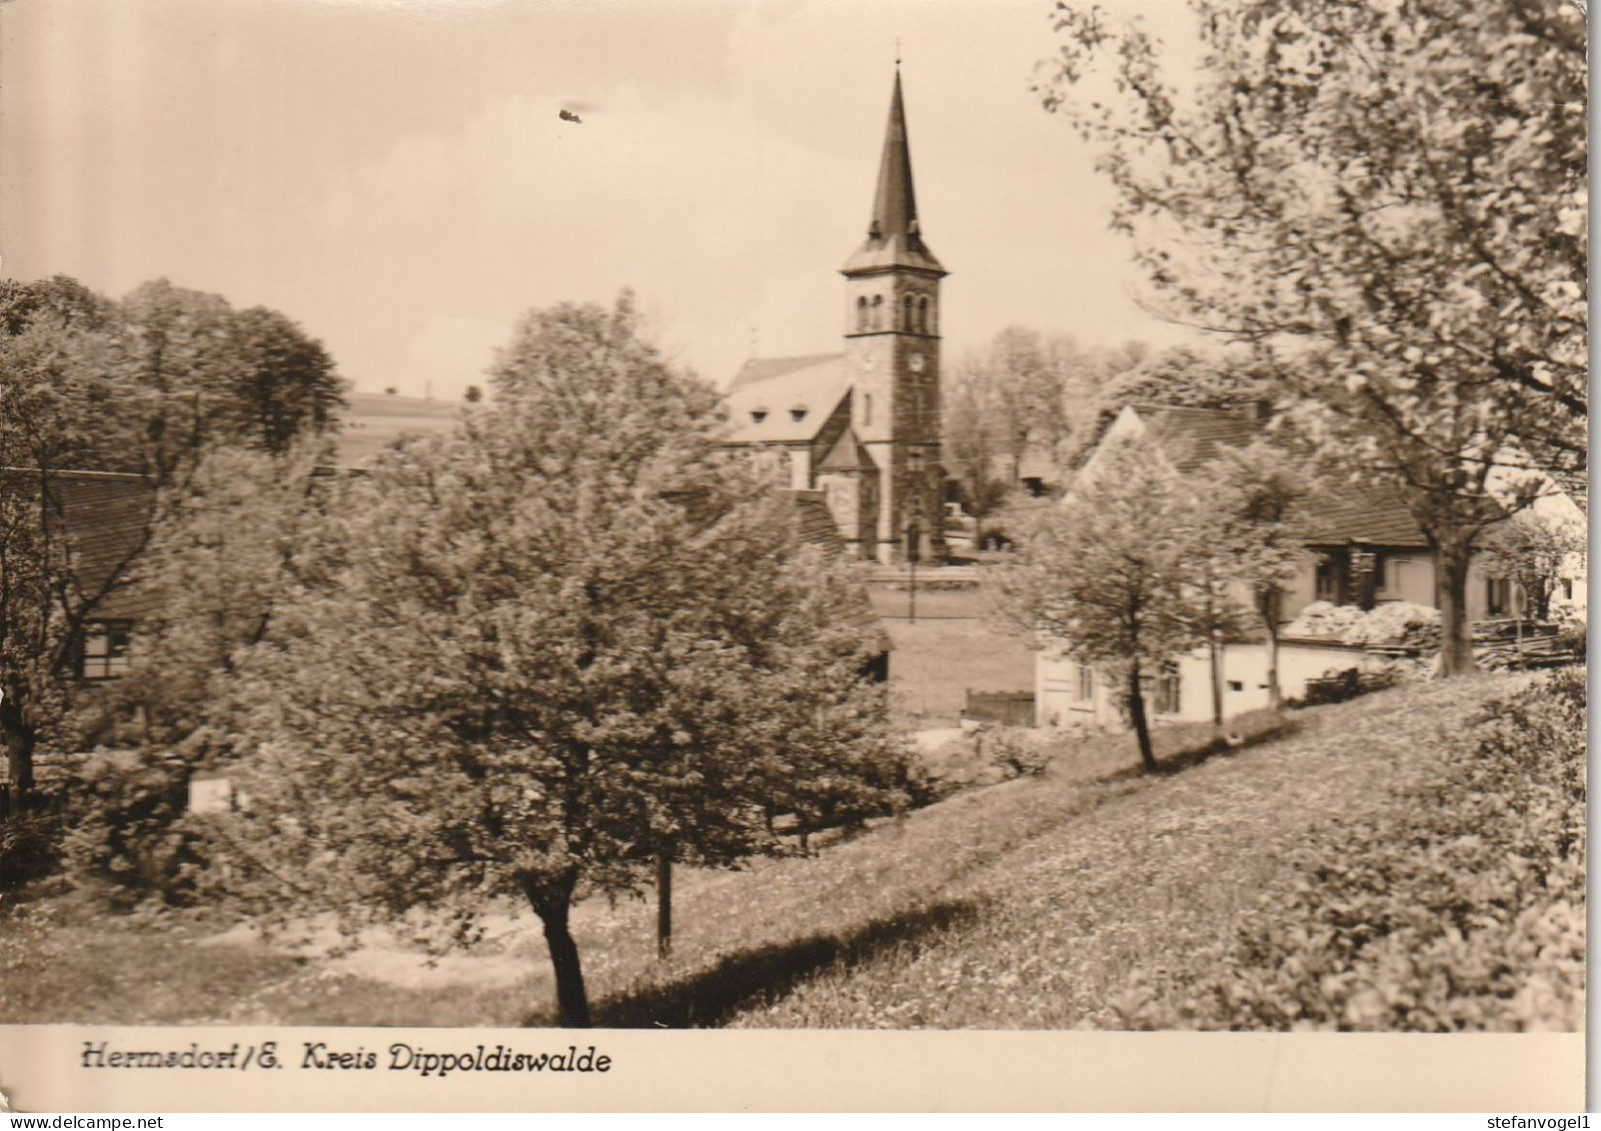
top-left (1377, 553), bottom-right (1435, 608)
top-left (1038, 639), bottom-right (1389, 730)
top-left (790, 447), bottom-right (812, 490)
top-left (817, 472), bottom-right (862, 552)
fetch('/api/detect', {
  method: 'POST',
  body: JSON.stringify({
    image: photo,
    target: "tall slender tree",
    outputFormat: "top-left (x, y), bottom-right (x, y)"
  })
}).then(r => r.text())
top-left (996, 437), bottom-right (1211, 770)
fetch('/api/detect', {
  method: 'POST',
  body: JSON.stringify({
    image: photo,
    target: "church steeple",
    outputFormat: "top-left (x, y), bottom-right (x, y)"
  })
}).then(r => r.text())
top-left (841, 70), bottom-right (945, 277)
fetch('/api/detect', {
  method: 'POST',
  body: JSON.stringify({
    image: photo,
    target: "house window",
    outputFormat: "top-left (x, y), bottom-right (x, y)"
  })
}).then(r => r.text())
top-left (856, 296), bottom-right (869, 332)
top-left (1153, 662), bottom-right (1181, 715)
top-left (862, 393), bottom-right (873, 427)
top-left (1375, 556), bottom-right (1412, 598)
top-left (1561, 578), bottom-right (1575, 601)
top-left (1075, 664), bottom-right (1095, 702)
top-left (82, 622), bottom-right (133, 680)
top-left (1314, 555), bottom-right (1340, 602)
top-left (1487, 577), bottom-right (1512, 618)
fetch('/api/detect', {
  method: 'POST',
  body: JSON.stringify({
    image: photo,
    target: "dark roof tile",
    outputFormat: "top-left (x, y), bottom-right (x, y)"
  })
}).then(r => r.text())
top-left (0, 469), bottom-right (157, 622)
top-left (1127, 404), bottom-right (1429, 548)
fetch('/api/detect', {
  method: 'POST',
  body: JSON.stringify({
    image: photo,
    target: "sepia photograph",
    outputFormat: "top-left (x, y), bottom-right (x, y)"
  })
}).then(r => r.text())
top-left (0, 0), bottom-right (1587, 1113)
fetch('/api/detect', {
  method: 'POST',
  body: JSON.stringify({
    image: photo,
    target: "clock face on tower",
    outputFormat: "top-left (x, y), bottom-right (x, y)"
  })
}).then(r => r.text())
top-left (908, 352), bottom-right (925, 373)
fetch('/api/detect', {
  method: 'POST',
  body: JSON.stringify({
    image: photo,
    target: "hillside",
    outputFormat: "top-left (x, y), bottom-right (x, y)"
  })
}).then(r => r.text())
top-left (3, 670), bottom-right (1575, 1033)
top-left (334, 390), bottom-right (460, 466)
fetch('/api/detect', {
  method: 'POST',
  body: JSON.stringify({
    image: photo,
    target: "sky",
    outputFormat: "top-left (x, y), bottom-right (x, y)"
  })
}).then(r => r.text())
top-left (2, 0), bottom-right (1203, 401)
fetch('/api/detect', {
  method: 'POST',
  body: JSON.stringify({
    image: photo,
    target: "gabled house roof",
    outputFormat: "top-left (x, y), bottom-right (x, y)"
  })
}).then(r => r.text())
top-left (1553, 470), bottom-right (1588, 515)
top-left (1090, 404), bottom-right (1432, 549)
top-left (1291, 489), bottom-right (1429, 549)
top-left (1132, 404), bottom-right (1263, 475)
top-left (791, 490), bottom-right (845, 556)
top-left (721, 353), bottom-right (851, 444)
top-left (0, 469), bottom-right (159, 621)
top-left (815, 428), bottom-right (876, 473)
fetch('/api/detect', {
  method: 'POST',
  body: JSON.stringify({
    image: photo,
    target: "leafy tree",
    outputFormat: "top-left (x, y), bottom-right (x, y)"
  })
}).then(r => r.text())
top-left (0, 282), bottom-right (135, 798)
top-left (1037, 1), bottom-right (1587, 675)
top-left (1208, 441), bottom-right (1314, 708)
top-left (0, 275), bottom-right (347, 803)
top-left (61, 441), bottom-right (339, 904)
top-left (1480, 511), bottom-right (1586, 625)
top-left (942, 357), bottom-right (1012, 546)
top-left (996, 437), bottom-right (1211, 770)
top-left (103, 442), bottom-right (334, 750)
top-left (228, 307), bottom-right (346, 456)
top-left (1090, 346), bottom-right (1271, 427)
top-left (949, 328), bottom-right (1146, 506)
top-left (1174, 480), bottom-right (1256, 731)
top-left (200, 294), bottom-right (902, 1027)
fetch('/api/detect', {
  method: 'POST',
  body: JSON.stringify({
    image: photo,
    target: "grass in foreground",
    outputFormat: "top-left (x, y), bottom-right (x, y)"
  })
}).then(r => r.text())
top-left (726, 674), bottom-right (1545, 1029)
top-left (0, 673), bottom-right (1542, 1029)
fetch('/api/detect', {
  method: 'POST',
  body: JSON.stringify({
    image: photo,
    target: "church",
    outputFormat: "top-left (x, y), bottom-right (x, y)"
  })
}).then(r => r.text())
top-left (721, 70), bottom-right (948, 565)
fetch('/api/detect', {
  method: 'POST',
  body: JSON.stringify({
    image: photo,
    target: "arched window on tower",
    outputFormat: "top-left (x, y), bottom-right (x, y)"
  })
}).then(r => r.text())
top-left (871, 294), bottom-right (883, 330)
top-left (903, 294), bottom-right (914, 332)
top-left (862, 392), bottom-right (873, 427)
top-left (919, 296), bottom-right (931, 334)
top-left (856, 296), bottom-right (868, 332)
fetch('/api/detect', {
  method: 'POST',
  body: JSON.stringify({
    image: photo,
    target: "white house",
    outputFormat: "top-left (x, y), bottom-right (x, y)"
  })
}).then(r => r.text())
top-left (1036, 404), bottom-right (1587, 729)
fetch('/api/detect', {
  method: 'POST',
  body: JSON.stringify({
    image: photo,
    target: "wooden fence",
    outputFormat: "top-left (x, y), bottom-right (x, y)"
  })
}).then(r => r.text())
top-left (963, 690), bottom-right (1036, 728)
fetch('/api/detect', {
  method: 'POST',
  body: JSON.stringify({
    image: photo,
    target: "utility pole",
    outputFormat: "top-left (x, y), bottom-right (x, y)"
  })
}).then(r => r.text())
top-left (906, 448), bottom-right (925, 623)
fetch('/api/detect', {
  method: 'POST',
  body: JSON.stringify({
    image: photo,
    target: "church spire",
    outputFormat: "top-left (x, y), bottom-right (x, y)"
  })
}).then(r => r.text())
top-left (842, 69), bottom-right (945, 277)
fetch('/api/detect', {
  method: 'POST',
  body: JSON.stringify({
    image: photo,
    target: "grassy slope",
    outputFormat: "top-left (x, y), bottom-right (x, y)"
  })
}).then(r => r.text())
top-left (0, 675), bottom-right (1523, 1029)
top-left (729, 675), bottom-right (1518, 1028)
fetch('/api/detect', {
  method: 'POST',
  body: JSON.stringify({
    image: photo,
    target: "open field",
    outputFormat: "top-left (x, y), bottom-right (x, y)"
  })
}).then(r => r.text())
top-left (2, 672), bottom-right (1557, 1031)
top-left (335, 391), bottom-right (460, 466)
top-left (863, 577), bottom-right (1037, 727)
top-left (884, 618), bottom-right (1036, 726)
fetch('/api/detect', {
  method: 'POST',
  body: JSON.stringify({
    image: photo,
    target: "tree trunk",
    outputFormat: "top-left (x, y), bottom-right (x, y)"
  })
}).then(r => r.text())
top-left (1, 697), bottom-right (36, 803)
top-left (1433, 533), bottom-right (1477, 677)
top-left (1260, 588), bottom-right (1282, 710)
top-left (655, 846), bottom-right (672, 960)
top-left (1128, 660), bottom-right (1157, 773)
top-left (1208, 636), bottom-right (1225, 732)
top-left (521, 877), bottom-right (591, 1029)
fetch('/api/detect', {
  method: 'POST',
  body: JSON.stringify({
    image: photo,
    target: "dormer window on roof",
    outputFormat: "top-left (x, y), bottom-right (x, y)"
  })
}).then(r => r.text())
top-left (750, 407), bottom-right (769, 424)
top-left (790, 405), bottom-right (808, 422)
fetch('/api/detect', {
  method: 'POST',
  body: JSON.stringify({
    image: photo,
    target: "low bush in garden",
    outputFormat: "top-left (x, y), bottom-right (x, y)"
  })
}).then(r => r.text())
top-left (1123, 668), bottom-right (1586, 1031)
top-left (60, 749), bottom-right (203, 910)
top-left (0, 806), bottom-right (65, 900)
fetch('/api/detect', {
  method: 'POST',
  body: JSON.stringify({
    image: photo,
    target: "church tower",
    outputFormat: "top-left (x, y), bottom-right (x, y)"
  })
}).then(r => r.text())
top-left (841, 68), bottom-right (947, 565)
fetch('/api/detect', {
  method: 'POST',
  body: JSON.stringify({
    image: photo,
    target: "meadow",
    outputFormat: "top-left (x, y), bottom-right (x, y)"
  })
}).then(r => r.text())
top-left (5, 670), bottom-right (1570, 1031)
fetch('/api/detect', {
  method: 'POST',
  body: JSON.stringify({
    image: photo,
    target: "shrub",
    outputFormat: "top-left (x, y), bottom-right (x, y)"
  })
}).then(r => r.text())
top-left (0, 807), bottom-right (65, 900)
top-left (985, 729), bottom-right (1053, 778)
top-left (1125, 669), bottom-right (1586, 1031)
top-left (60, 749), bottom-right (203, 909)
